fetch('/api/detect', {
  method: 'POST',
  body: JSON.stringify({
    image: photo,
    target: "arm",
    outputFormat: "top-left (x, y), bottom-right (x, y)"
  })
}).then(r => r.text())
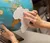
top-left (41, 21), bottom-right (50, 29)
top-left (23, 10), bottom-right (50, 29)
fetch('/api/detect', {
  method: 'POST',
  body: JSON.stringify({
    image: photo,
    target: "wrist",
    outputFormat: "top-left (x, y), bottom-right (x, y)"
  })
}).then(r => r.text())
top-left (10, 36), bottom-right (19, 43)
top-left (40, 20), bottom-right (50, 29)
top-left (39, 20), bottom-right (47, 28)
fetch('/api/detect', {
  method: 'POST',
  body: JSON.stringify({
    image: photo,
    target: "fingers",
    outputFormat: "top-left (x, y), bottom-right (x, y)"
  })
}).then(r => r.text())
top-left (1, 24), bottom-right (10, 33)
top-left (30, 10), bottom-right (38, 16)
top-left (23, 10), bottom-right (38, 22)
top-left (32, 10), bottom-right (38, 14)
top-left (24, 16), bottom-right (36, 23)
top-left (1, 32), bottom-right (9, 40)
top-left (24, 12), bottom-right (36, 19)
top-left (23, 10), bottom-right (38, 20)
top-left (24, 10), bottom-right (38, 16)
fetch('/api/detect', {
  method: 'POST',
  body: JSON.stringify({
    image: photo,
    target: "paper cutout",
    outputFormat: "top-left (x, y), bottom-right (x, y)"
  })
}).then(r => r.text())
top-left (13, 6), bottom-right (30, 33)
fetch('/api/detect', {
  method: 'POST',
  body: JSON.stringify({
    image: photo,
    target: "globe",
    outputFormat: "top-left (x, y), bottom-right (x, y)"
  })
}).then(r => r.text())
top-left (0, 0), bottom-right (33, 31)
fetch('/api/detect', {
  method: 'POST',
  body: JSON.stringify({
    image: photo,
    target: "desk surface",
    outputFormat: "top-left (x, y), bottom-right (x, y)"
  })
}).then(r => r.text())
top-left (15, 30), bottom-right (50, 43)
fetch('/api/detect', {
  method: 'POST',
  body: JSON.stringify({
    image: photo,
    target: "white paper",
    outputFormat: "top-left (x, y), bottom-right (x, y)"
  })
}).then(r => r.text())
top-left (13, 6), bottom-right (30, 33)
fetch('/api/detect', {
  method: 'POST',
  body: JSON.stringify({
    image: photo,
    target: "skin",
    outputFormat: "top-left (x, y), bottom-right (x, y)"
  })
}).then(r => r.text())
top-left (1, 24), bottom-right (19, 43)
top-left (23, 10), bottom-right (50, 29)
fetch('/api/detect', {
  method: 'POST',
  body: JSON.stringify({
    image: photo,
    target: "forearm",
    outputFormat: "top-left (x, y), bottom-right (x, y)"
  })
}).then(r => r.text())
top-left (41, 21), bottom-right (50, 29)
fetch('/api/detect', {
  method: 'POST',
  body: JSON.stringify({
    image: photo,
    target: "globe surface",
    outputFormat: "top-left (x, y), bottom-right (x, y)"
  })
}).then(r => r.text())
top-left (0, 0), bottom-right (33, 31)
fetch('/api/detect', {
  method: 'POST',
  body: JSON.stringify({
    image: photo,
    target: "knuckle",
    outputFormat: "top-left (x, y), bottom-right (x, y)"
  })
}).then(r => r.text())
top-left (33, 10), bottom-right (38, 14)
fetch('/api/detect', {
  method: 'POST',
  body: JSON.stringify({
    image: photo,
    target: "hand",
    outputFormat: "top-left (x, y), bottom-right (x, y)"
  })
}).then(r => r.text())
top-left (1, 24), bottom-right (19, 43)
top-left (23, 10), bottom-right (44, 28)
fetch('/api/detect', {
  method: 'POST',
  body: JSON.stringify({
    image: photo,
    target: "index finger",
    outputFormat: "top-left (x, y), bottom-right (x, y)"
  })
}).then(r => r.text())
top-left (29, 10), bottom-right (38, 16)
